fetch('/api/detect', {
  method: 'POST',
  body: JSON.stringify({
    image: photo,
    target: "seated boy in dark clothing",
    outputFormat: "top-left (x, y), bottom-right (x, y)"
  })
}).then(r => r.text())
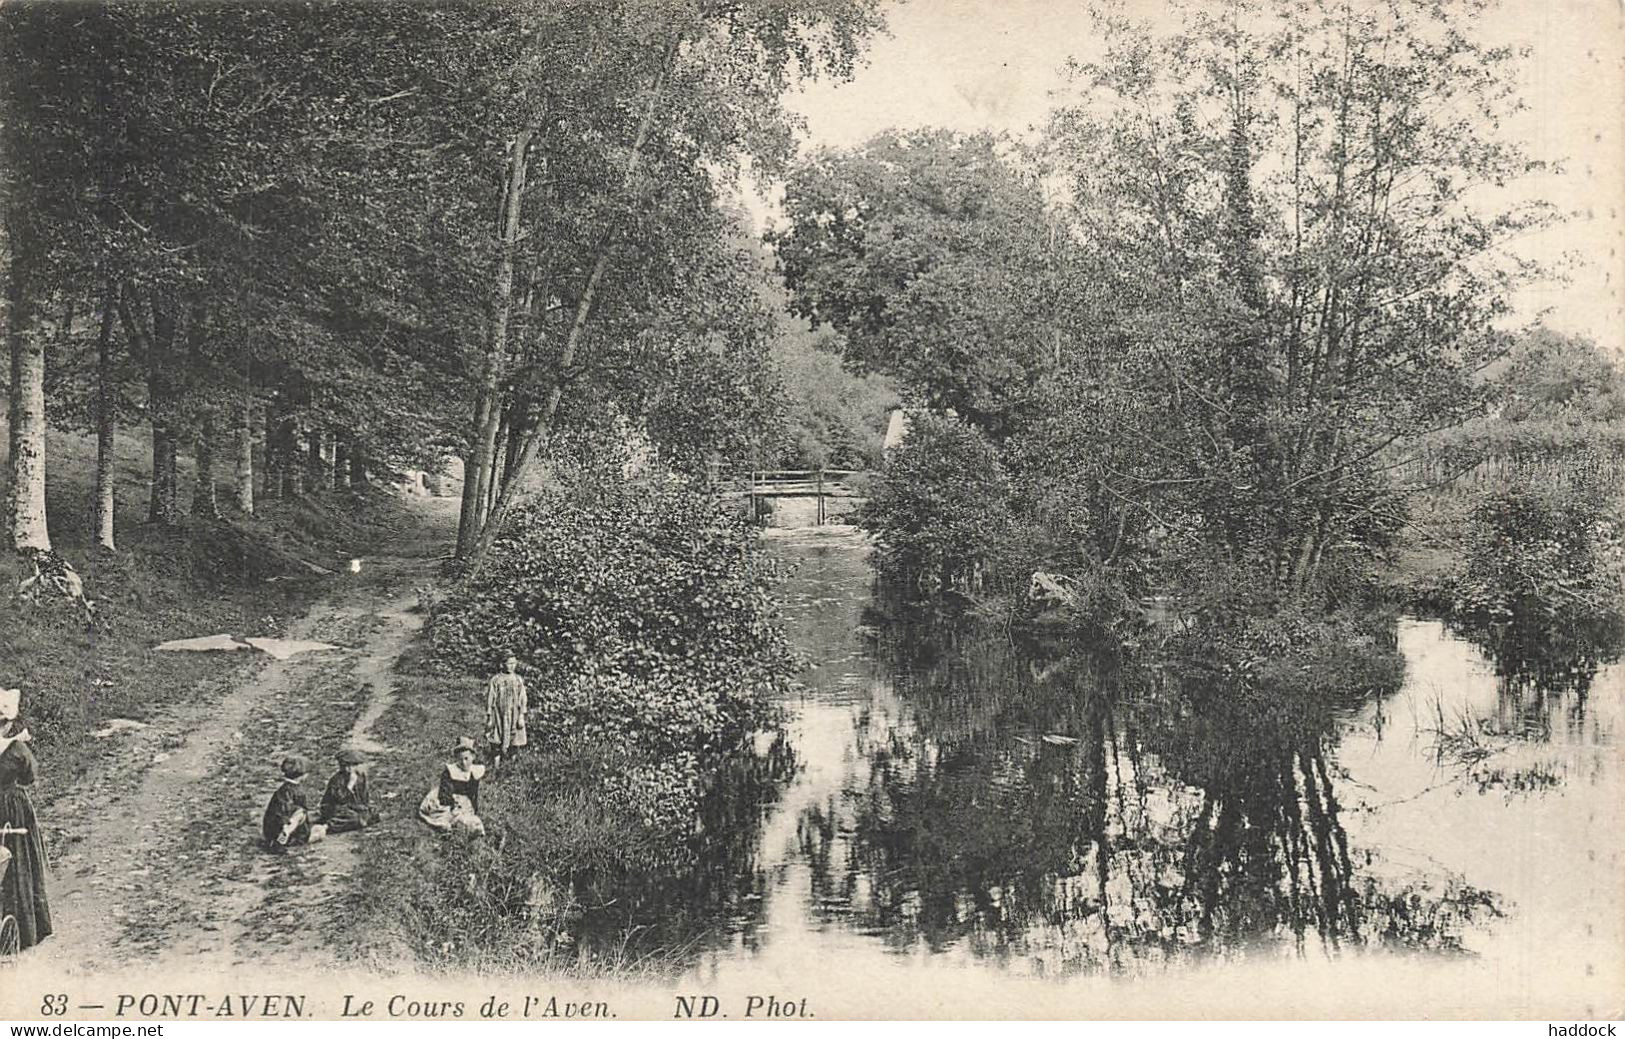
top-left (320, 748), bottom-right (380, 834)
top-left (262, 755), bottom-right (314, 852)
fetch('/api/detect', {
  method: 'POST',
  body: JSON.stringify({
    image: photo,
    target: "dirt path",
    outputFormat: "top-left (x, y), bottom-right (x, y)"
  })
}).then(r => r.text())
top-left (30, 496), bottom-right (456, 979)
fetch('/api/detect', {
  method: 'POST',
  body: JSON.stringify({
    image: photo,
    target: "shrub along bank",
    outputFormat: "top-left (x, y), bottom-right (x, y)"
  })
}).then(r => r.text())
top-left (350, 467), bottom-right (797, 973)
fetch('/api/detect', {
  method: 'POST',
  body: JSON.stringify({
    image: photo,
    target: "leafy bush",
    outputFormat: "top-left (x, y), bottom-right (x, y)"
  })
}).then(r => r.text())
top-left (431, 466), bottom-right (796, 831)
top-left (860, 412), bottom-right (1027, 595)
top-left (1455, 480), bottom-right (1624, 625)
top-left (1161, 555), bottom-right (1405, 704)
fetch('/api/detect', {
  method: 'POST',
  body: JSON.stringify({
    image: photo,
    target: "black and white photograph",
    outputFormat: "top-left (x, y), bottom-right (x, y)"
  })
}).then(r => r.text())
top-left (0, 0), bottom-right (1621, 1022)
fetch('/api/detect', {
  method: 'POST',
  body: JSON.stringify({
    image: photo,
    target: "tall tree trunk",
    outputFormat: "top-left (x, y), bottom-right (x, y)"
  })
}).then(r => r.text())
top-left (469, 48), bottom-right (676, 567)
top-left (5, 297), bottom-right (18, 471)
top-left (150, 428), bottom-right (178, 524)
top-left (261, 401), bottom-right (281, 501)
top-left (283, 425), bottom-right (304, 498)
top-left (482, 410), bottom-right (510, 526)
top-left (4, 238), bottom-right (49, 552)
top-left (306, 428), bottom-right (326, 492)
top-left (193, 414), bottom-right (218, 519)
top-left (333, 438), bottom-right (350, 492)
top-left (180, 301), bottom-right (217, 521)
top-left (456, 401), bottom-right (490, 556)
top-left (503, 398), bottom-right (528, 493)
top-left (147, 302), bottom-right (181, 527)
top-left (94, 288), bottom-right (119, 550)
top-left (325, 428), bottom-right (340, 489)
top-left (234, 384), bottom-right (254, 514)
top-left (456, 127), bottom-right (534, 559)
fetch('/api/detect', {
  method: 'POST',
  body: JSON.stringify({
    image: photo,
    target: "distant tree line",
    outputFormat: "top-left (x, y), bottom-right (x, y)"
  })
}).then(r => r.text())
top-left (775, 0), bottom-right (1614, 611)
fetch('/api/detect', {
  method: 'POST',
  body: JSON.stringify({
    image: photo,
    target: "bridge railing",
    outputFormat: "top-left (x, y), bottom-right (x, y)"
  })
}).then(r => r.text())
top-left (726, 468), bottom-right (874, 525)
top-left (747, 468), bottom-right (866, 482)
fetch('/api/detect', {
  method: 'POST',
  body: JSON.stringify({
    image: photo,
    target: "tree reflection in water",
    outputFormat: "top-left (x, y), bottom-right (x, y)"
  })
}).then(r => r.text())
top-left (806, 616), bottom-right (1503, 976)
top-left (572, 728), bottom-right (800, 960)
top-left (1428, 613), bottom-right (1624, 793)
top-left (1462, 613), bottom-right (1623, 744)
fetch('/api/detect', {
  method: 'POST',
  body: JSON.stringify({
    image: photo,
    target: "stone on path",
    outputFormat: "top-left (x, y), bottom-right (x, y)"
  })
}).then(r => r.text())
top-left (154, 634), bottom-right (341, 660)
top-left (242, 637), bottom-right (340, 660)
top-left (92, 718), bottom-right (150, 738)
top-left (155, 634), bottom-right (254, 653)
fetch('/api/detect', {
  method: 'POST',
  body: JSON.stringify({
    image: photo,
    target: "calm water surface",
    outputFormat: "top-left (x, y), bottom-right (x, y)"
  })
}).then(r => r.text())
top-left (594, 527), bottom-right (1623, 1008)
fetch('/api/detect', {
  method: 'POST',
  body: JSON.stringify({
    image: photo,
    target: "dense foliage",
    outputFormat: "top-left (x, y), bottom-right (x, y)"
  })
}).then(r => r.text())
top-left (1456, 481), bottom-right (1624, 626)
top-left (779, 0), bottom-right (1574, 623)
top-left (415, 463), bottom-right (800, 968)
top-left (774, 129), bottom-right (1068, 437)
top-left (432, 464), bottom-right (796, 829)
top-left (1, 0), bottom-right (886, 557)
top-left (859, 412), bottom-right (1024, 596)
top-left (771, 323), bottom-right (894, 471)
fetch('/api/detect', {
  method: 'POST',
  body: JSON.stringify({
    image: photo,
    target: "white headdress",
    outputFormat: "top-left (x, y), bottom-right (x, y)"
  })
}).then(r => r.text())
top-left (0, 688), bottom-right (19, 720)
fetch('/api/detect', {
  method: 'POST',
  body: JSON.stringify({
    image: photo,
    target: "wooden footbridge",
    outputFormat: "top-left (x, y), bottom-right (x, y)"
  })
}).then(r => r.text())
top-left (728, 468), bottom-right (871, 526)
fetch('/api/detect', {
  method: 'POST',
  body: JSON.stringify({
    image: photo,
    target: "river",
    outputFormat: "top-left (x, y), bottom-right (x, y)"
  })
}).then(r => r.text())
top-left (589, 525), bottom-right (1624, 1016)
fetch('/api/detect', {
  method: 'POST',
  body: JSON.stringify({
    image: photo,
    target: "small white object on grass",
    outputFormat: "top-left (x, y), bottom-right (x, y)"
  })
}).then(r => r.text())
top-left (154, 634), bottom-right (254, 653)
top-left (92, 719), bottom-right (149, 739)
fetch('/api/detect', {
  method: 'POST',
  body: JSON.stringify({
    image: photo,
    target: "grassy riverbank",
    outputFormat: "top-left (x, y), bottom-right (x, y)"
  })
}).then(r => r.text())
top-left (336, 643), bottom-right (691, 979)
top-left (339, 467), bottom-right (794, 978)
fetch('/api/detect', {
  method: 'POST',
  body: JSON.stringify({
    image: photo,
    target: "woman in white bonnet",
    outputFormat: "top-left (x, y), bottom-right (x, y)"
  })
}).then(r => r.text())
top-left (418, 736), bottom-right (486, 836)
top-left (0, 686), bottom-right (52, 951)
top-left (0, 687), bottom-right (29, 746)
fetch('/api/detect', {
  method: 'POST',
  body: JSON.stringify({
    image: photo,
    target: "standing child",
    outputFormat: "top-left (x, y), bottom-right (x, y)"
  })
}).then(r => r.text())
top-left (484, 654), bottom-right (528, 770)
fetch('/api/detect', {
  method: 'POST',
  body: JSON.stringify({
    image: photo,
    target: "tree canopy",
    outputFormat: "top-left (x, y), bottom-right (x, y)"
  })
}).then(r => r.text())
top-left (779, 0), bottom-right (1584, 603)
top-left (1, 0), bottom-right (886, 555)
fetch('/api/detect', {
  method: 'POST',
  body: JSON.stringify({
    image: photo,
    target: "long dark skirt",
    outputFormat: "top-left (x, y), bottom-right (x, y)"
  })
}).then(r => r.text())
top-left (0, 785), bottom-right (52, 951)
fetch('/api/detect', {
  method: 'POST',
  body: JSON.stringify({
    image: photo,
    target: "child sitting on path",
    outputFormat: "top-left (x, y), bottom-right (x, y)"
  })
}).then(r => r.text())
top-left (261, 755), bottom-right (323, 852)
top-left (320, 748), bottom-right (381, 834)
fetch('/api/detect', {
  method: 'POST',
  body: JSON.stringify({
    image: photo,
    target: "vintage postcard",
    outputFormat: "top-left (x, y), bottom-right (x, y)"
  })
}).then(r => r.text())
top-left (0, 0), bottom-right (1621, 1023)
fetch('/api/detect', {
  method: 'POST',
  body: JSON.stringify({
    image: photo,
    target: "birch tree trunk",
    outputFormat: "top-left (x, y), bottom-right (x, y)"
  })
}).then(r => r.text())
top-left (234, 384), bottom-right (254, 514)
top-left (4, 239), bottom-right (50, 552)
top-left (469, 48), bottom-right (676, 567)
top-left (94, 289), bottom-right (118, 550)
top-left (456, 127), bottom-right (534, 558)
